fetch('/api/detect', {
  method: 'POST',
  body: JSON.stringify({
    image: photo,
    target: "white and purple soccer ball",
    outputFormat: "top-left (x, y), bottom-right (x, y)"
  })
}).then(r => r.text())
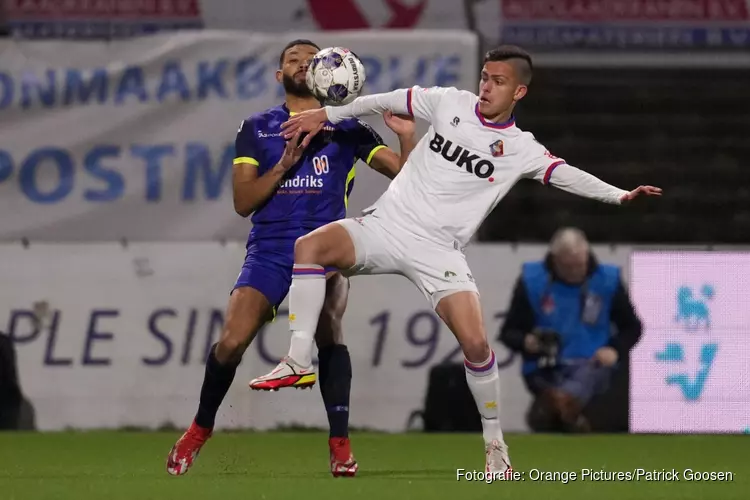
top-left (306, 47), bottom-right (366, 106)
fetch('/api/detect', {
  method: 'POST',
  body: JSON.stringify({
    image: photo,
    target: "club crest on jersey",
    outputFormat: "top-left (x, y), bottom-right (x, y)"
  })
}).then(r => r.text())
top-left (490, 139), bottom-right (504, 157)
top-left (429, 132), bottom-right (495, 182)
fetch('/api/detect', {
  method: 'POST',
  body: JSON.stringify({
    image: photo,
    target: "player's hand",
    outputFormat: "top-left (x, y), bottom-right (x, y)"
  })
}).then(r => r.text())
top-left (383, 111), bottom-right (415, 137)
top-left (281, 108), bottom-right (327, 139)
top-left (592, 346), bottom-right (618, 367)
top-left (278, 128), bottom-right (319, 171)
top-left (620, 185), bottom-right (662, 202)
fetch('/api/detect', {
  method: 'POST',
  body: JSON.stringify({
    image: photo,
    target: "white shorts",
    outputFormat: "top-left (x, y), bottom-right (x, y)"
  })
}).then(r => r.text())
top-left (336, 213), bottom-right (479, 309)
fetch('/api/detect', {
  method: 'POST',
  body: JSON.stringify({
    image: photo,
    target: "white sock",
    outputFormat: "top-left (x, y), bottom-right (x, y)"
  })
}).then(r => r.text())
top-left (287, 264), bottom-right (326, 368)
top-left (464, 351), bottom-right (505, 445)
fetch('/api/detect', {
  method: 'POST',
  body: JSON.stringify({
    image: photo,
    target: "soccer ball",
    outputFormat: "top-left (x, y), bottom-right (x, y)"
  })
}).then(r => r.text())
top-left (306, 47), bottom-right (366, 106)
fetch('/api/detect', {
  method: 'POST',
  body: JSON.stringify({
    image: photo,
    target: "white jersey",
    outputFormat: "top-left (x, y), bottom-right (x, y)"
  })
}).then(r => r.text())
top-left (326, 86), bottom-right (628, 249)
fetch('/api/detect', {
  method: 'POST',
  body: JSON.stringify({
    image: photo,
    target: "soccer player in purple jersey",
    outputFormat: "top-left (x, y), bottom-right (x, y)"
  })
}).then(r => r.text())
top-left (167, 39), bottom-right (416, 477)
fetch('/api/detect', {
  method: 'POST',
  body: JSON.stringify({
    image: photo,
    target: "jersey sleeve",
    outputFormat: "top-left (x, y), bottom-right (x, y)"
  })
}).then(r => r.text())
top-left (405, 85), bottom-right (454, 122)
top-left (325, 86), bottom-right (454, 124)
top-left (233, 119), bottom-right (260, 167)
top-left (521, 134), bottom-right (627, 204)
top-left (520, 135), bottom-right (568, 185)
top-left (352, 119), bottom-right (387, 164)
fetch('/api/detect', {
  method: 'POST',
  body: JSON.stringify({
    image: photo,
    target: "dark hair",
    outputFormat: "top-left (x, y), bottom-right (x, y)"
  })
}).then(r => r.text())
top-left (279, 39), bottom-right (320, 67)
top-left (483, 45), bottom-right (533, 85)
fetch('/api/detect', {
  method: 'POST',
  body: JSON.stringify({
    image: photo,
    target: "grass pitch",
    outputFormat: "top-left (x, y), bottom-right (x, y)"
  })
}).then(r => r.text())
top-left (0, 431), bottom-right (745, 500)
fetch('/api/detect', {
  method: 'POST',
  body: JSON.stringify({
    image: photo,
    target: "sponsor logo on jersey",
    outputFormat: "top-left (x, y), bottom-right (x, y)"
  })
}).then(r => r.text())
top-left (279, 175), bottom-right (324, 189)
top-left (258, 128), bottom-right (334, 140)
top-left (490, 139), bottom-right (504, 157)
top-left (451, 116), bottom-right (460, 126)
top-left (429, 132), bottom-right (495, 181)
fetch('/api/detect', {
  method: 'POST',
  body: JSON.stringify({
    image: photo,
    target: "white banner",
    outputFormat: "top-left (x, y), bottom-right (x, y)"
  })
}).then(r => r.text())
top-left (0, 242), bottom-right (635, 432)
top-left (0, 30), bottom-right (479, 242)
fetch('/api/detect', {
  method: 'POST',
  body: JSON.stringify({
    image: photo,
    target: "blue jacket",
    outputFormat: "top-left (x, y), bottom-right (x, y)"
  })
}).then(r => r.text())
top-left (500, 255), bottom-right (642, 375)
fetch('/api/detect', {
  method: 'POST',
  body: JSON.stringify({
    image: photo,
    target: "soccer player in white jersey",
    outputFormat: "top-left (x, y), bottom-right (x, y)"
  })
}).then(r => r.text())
top-left (249, 45), bottom-right (662, 473)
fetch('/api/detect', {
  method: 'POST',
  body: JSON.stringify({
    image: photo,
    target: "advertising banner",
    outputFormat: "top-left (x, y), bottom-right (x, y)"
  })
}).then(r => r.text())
top-left (499, 0), bottom-right (750, 49)
top-left (0, 242), bottom-right (625, 432)
top-left (200, 0), bottom-right (468, 33)
top-left (0, 29), bottom-right (478, 242)
top-left (9, 241), bottom-right (748, 434)
top-left (3, 1), bottom-right (471, 38)
top-left (5, 1), bottom-right (750, 50)
top-left (4, 0), bottom-right (204, 38)
top-left (629, 251), bottom-right (750, 433)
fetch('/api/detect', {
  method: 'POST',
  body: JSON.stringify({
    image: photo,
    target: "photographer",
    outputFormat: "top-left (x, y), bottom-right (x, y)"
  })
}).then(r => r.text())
top-left (500, 227), bottom-right (642, 432)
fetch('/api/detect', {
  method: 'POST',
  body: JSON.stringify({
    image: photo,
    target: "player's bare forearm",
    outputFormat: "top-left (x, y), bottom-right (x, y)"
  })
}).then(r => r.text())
top-left (369, 133), bottom-right (415, 180)
top-left (547, 164), bottom-right (628, 205)
top-left (369, 149), bottom-right (401, 179)
top-left (397, 133), bottom-right (416, 170)
top-left (232, 163), bottom-right (287, 217)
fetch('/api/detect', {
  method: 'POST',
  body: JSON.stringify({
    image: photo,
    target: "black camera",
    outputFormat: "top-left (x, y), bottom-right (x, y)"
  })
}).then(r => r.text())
top-left (533, 329), bottom-right (561, 368)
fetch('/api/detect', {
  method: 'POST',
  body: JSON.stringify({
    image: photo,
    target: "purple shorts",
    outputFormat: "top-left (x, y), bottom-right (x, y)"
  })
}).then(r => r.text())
top-left (233, 239), bottom-right (337, 312)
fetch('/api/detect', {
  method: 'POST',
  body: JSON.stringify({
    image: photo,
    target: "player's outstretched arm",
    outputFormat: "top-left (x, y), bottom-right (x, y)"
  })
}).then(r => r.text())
top-left (326, 88), bottom-right (415, 122)
top-left (523, 139), bottom-right (661, 204)
top-left (546, 165), bottom-right (662, 204)
top-left (281, 86), bottom-right (451, 139)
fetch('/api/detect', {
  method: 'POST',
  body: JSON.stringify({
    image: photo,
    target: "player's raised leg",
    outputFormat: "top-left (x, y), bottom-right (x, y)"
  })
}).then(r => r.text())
top-left (435, 291), bottom-right (512, 476)
top-left (166, 286), bottom-right (272, 476)
top-left (250, 222), bottom-right (357, 389)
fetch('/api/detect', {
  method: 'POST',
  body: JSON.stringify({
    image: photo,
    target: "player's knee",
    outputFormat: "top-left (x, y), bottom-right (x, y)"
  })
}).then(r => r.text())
top-left (462, 337), bottom-right (491, 364)
top-left (294, 234), bottom-right (324, 264)
top-left (215, 335), bottom-right (249, 364)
